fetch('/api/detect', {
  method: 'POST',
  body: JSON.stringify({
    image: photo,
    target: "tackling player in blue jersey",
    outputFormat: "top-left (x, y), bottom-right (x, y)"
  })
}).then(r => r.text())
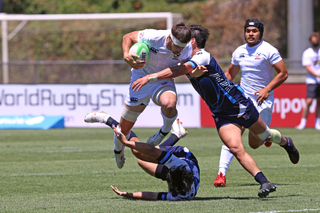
top-left (84, 111), bottom-right (200, 201)
top-left (131, 24), bottom-right (300, 198)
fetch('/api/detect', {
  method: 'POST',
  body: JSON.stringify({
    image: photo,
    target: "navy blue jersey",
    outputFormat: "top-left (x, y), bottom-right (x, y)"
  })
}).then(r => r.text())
top-left (186, 49), bottom-right (259, 128)
top-left (186, 49), bottom-right (247, 113)
top-left (157, 146), bottom-right (200, 201)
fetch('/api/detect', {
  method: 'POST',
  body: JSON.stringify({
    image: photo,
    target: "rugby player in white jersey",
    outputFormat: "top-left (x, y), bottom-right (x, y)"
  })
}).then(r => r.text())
top-left (214, 18), bottom-right (289, 187)
top-left (295, 32), bottom-right (320, 130)
top-left (85, 23), bottom-right (193, 169)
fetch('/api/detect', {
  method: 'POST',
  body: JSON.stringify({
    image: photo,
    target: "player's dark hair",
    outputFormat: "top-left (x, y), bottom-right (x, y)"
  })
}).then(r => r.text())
top-left (244, 18), bottom-right (264, 40)
top-left (166, 165), bottom-right (194, 197)
top-left (171, 22), bottom-right (192, 43)
top-left (309, 32), bottom-right (320, 42)
top-left (189, 24), bottom-right (210, 48)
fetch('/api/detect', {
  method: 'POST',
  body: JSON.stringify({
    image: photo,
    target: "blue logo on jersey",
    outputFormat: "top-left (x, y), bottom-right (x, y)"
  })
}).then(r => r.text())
top-left (240, 53), bottom-right (245, 58)
top-left (130, 97), bottom-right (138, 103)
top-left (161, 81), bottom-right (168, 85)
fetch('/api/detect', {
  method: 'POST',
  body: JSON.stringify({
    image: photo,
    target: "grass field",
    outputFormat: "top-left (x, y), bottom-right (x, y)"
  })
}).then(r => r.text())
top-left (1, 127), bottom-right (320, 213)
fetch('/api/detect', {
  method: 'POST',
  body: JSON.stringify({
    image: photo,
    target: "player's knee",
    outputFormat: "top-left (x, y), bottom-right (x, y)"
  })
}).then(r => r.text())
top-left (248, 143), bottom-right (260, 149)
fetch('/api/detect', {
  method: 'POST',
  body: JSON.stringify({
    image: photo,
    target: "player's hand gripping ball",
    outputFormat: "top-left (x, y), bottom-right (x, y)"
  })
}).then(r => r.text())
top-left (129, 42), bottom-right (150, 63)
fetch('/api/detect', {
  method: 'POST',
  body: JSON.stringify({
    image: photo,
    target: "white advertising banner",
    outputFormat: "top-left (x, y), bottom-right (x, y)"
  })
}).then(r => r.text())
top-left (0, 84), bottom-right (200, 128)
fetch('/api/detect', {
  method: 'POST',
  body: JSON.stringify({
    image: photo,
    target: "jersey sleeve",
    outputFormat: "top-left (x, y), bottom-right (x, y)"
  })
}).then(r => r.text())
top-left (302, 49), bottom-right (312, 66)
top-left (186, 49), bottom-right (211, 68)
top-left (231, 50), bottom-right (239, 65)
top-left (137, 29), bottom-right (166, 44)
top-left (268, 47), bottom-right (282, 65)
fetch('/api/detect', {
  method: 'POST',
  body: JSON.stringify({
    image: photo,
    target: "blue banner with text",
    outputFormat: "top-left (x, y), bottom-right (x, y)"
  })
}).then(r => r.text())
top-left (0, 115), bottom-right (65, 129)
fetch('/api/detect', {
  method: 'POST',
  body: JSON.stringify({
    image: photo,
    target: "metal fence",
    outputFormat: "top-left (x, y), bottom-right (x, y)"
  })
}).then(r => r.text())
top-left (0, 58), bottom-right (305, 84)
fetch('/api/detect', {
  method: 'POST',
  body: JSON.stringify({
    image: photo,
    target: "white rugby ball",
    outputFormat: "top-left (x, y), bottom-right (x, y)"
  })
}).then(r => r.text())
top-left (129, 42), bottom-right (149, 62)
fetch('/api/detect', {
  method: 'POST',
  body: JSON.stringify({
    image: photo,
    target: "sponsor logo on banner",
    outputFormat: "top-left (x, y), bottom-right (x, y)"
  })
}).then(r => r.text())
top-left (200, 84), bottom-right (315, 128)
top-left (0, 84), bottom-right (200, 128)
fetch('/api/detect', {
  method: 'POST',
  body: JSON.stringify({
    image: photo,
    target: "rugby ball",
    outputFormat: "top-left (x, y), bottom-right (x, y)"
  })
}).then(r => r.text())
top-left (129, 42), bottom-right (149, 62)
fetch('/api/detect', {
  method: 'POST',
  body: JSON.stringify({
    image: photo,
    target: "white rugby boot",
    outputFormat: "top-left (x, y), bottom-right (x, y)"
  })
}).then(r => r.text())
top-left (113, 145), bottom-right (126, 169)
top-left (84, 111), bottom-right (110, 123)
top-left (171, 118), bottom-right (188, 139)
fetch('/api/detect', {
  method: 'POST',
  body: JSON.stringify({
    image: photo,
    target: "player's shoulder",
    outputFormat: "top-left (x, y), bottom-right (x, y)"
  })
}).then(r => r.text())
top-left (303, 47), bottom-right (315, 55)
top-left (259, 41), bottom-right (278, 51)
top-left (191, 48), bottom-right (211, 65)
top-left (139, 29), bottom-right (170, 40)
top-left (233, 43), bottom-right (247, 54)
top-left (194, 48), bottom-right (210, 56)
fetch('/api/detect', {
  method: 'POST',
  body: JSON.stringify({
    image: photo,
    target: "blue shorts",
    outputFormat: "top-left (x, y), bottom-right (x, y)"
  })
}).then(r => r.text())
top-left (213, 97), bottom-right (259, 130)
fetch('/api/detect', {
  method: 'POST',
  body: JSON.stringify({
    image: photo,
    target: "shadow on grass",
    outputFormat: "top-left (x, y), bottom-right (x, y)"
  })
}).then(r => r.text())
top-left (194, 194), bottom-right (300, 201)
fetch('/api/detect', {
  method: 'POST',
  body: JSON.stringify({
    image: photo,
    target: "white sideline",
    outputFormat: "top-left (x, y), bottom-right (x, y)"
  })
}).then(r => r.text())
top-left (252, 209), bottom-right (320, 213)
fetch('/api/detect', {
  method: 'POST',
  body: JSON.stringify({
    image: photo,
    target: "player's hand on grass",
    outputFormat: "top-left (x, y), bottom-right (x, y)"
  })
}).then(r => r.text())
top-left (111, 185), bottom-right (129, 197)
top-left (131, 76), bottom-right (149, 91)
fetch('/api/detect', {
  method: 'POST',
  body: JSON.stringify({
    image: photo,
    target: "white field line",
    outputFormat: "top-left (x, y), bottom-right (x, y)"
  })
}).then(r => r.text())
top-left (251, 209), bottom-right (320, 213)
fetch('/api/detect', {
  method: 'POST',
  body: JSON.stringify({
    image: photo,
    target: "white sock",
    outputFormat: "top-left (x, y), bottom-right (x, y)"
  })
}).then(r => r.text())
top-left (298, 118), bottom-right (306, 127)
top-left (160, 111), bottom-right (178, 133)
top-left (113, 131), bottom-right (131, 151)
top-left (218, 145), bottom-right (234, 176)
top-left (315, 118), bottom-right (320, 127)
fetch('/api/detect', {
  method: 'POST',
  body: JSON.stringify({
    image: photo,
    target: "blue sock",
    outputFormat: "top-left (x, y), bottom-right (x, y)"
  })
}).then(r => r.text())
top-left (254, 172), bottom-right (268, 184)
top-left (105, 117), bottom-right (119, 128)
top-left (159, 134), bottom-right (179, 147)
top-left (282, 137), bottom-right (292, 151)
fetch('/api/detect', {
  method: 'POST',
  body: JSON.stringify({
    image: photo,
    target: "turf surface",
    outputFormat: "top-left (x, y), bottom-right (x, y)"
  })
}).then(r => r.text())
top-left (1, 127), bottom-right (319, 212)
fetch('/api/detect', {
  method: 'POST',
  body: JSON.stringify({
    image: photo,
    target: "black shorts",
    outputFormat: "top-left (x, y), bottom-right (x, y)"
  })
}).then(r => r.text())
top-left (307, 84), bottom-right (320, 98)
top-left (213, 97), bottom-right (260, 130)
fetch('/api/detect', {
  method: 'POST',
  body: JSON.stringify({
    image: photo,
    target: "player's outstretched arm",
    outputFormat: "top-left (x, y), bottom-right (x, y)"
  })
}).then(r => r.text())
top-left (131, 62), bottom-right (194, 91)
top-left (110, 185), bottom-right (159, 200)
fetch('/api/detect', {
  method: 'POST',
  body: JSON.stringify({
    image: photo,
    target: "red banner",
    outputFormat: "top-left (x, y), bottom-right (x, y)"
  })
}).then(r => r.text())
top-left (200, 84), bottom-right (317, 128)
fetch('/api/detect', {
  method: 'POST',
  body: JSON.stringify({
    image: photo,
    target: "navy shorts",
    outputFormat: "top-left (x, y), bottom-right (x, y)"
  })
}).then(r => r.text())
top-left (213, 97), bottom-right (260, 130)
top-left (307, 84), bottom-right (320, 98)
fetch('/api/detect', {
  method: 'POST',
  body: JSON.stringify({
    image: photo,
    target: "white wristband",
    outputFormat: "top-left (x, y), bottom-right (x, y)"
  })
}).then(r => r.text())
top-left (148, 74), bottom-right (158, 81)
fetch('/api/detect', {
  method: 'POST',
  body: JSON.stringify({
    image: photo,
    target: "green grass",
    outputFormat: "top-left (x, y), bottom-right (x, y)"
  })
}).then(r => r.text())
top-left (1, 127), bottom-right (320, 213)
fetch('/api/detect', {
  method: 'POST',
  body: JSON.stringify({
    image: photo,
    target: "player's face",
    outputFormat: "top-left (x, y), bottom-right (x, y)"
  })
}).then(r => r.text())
top-left (169, 37), bottom-right (185, 54)
top-left (245, 27), bottom-right (261, 47)
top-left (310, 36), bottom-right (319, 48)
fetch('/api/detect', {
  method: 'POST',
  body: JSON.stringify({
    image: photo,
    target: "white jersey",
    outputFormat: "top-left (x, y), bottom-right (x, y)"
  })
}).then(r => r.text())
top-left (231, 40), bottom-right (282, 96)
top-left (302, 47), bottom-right (320, 84)
top-left (135, 29), bottom-right (192, 76)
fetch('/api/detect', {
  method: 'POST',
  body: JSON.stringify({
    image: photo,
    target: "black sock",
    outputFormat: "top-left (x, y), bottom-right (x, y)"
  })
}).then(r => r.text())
top-left (254, 172), bottom-right (268, 184)
top-left (159, 129), bottom-right (169, 136)
top-left (281, 137), bottom-right (292, 151)
top-left (159, 134), bottom-right (179, 148)
top-left (105, 117), bottom-right (119, 128)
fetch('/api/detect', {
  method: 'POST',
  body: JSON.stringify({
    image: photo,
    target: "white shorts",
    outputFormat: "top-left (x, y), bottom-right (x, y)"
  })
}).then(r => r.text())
top-left (125, 71), bottom-right (177, 107)
top-left (245, 93), bottom-right (274, 126)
